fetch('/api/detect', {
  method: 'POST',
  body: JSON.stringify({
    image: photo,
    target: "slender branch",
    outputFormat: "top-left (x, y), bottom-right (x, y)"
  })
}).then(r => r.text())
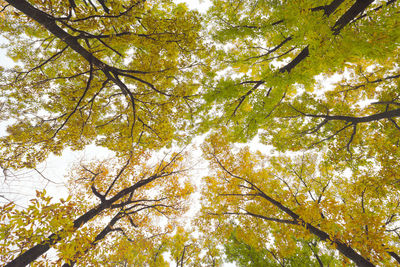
top-left (210, 151), bottom-right (375, 267)
top-left (52, 63), bottom-right (94, 138)
top-left (104, 154), bottom-right (132, 198)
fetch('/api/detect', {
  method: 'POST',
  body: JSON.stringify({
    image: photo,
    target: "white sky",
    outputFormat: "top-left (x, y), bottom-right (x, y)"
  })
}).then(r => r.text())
top-left (176, 0), bottom-right (211, 13)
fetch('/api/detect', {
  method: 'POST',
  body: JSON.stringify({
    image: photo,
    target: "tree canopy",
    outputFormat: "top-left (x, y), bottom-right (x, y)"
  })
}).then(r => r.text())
top-left (0, 0), bottom-right (206, 168)
top-left (1, 0), bottom-right (400, 266)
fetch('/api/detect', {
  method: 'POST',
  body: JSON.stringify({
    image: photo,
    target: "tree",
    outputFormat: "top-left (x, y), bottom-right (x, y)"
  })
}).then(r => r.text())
top-left (201, 130), bottom-right (400, 266)
top-left (1, 148), bottom-right (193, 266)
top-left (195, 2), bottom-right (400, 265)
top-left (201, 0), bottom-right (400, 151)
top-left (2, 0), bottom-right (400, 266)
top-left (0, 0), bottom-right (206, 168)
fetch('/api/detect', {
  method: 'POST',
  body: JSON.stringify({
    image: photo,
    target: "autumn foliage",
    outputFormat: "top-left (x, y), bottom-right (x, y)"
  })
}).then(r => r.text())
top-left (1, 0), bottom-right (400, 266)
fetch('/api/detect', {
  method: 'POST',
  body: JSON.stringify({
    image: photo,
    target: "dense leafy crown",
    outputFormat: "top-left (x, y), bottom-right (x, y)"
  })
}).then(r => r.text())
top-left (202, 0), bottom-right (400, 151)
top-left (0, 0), bottom-right (205, 168)
top-left (1, 0), bottom-right (400, 266)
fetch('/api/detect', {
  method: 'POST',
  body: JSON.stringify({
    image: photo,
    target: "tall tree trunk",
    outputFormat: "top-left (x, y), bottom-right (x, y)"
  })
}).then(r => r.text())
top-left (280, 0), bottom-right (374, 73)
top-left (257, 191), bottom-right (376, 266)
top-left (333, 0), bottom-right (375, 34)
top-left (5, 173), bottom-right (159, 266)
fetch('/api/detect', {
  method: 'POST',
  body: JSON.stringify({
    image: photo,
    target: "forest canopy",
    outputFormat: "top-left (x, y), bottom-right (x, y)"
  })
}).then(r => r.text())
top-left (0, 0), bottom-right (400, 266)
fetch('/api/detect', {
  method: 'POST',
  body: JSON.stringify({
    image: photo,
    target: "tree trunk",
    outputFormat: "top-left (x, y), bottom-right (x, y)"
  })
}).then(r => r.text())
top-left (5, 174), bottom-right (159, 266)
top-left (333, 0), bottom-right (375, 34)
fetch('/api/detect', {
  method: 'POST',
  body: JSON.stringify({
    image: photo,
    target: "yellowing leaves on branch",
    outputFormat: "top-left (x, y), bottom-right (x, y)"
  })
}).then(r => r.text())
top-left (1, 0), bottom-right (400, 266)
top-left (1, 148), bottom-right (194, 266)
top-left (0, 0), bottom-right (206, 168)
top-left (201, 130), bottom-right (400, 266)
